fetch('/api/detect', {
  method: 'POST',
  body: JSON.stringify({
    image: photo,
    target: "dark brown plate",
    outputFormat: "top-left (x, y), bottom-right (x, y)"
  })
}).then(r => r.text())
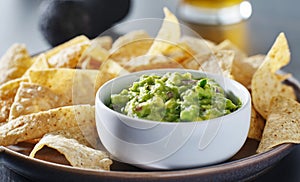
top-left (0, 75), bottom-right (299, 182)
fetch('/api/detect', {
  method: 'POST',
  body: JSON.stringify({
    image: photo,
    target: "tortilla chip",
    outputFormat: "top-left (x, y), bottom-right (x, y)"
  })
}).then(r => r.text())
top-left (110, 30), bottom-right (153, 66)
top-left (257, 96), bottom-right (300, 153)
top-left (0, 105), bottom-right (95, 146)
top-left (48, 41), bottom-right (90, 68)
top-left (251, 33), bottom-right (295, 119)
top-left (42, 35), bottom-right (89, 61)
top-left (0, 44), bottom-right (33, 85)
top-left (95, 59), bottom-right (130, 93)
top-left (182, 50), bottom-right (234, 78)
top-left (179, 36), bottom-right (215, 56)
top-left (232, 54), bottom-right (265, 89)
top-left (9, 82), bottom-right (69, 121)
top-left (124, 54), bottom-right (182, 72)
top-left (147, 7), bottom-right (180, 55)
top-left (92, 36), bottom-right (113, 50)
top-left (0, 78), bottom-right (28, 123)
top-left (29, 68), bottom-right (98, 105)
top-left (29, 132), bottom-right (112, 170)
top-left (78, 41), bottom-right (110, 70)
top-left (22, 54), bottom-right (49, 78)
top-left (248, 105), bottom-right (265, 141)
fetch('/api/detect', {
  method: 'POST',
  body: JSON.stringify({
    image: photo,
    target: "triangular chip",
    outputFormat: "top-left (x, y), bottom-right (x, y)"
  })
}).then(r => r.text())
top-left (0, 105), bottom-right (94, 146)
top-left (110, 31), bottom-right (153, 66)
top-left (0, 78), bottom-right (28, 123)
top-left (248, 105), bottom-right (265, 141)
top-left (0, 44), bottom-right (33, 85)
top-left (9, 82), bottom-right (69, 121)
top-left (94, 59), bottom-right (130, 93)
top-left (29, 131), bottom-right (112, 170)
top-left (22, 53), bottom-right (49, 78)
top-left (123, 54), bottom-right (182, 72)
top-left (257, 96), bottom-right (300, 153)
top-left (251, 33), bottom-right (295, 119)
top-left (29, 68), bottom-right (98, 105)
top-left (147, 7), bottom-right (180, 55)
top-left (48, 41), bottom-right (90, 68)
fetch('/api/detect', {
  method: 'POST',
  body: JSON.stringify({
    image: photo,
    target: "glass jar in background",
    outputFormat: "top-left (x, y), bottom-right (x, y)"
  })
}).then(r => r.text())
top-left (176, 0), bottom-right (252, 52)
top-left (177, 0), bottom-right (252, 25)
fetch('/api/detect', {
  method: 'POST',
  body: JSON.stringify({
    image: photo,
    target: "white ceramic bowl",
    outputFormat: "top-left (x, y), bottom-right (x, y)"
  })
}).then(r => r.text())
top-left (95, 69), bottom-right (251, 170)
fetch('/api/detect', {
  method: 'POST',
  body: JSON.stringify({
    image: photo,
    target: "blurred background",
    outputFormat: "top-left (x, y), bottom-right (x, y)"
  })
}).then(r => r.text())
top-left (0, 0), bottom-right (299, 81)
top-left (1, 0), bottom-right (300, 181)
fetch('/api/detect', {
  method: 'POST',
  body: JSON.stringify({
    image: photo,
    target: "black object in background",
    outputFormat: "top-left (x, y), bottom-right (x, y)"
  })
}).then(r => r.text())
top-left (39, 0), bottom-right (131, 46)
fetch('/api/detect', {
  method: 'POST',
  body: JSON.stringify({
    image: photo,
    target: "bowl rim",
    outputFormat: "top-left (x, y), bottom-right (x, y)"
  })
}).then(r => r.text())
top-left (96, 68), bottom-right (251, 126)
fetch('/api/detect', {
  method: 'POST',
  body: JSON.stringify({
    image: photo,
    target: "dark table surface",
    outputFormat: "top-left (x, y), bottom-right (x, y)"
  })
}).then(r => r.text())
top-left (1, 0), bottom-right (300, 181)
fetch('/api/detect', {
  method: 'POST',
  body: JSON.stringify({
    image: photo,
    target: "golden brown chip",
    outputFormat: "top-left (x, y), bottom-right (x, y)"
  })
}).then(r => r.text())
top-left (29, 68), bottom-right (98, 105)
top-left (0, 44), bottom-right (33, 85)
top-left (179, 36), bottom-right (215, 56)
top-left (233, 54), bottom-right (265, 89)
top-left (94, 59), bottom-right (130, 93)
top-left (147, 7), bottom-right (180, 55)
top-left (257, 96), bottom-right (300, 153)
top-left (0, 78), bottom-right (28, 123)
top-left (123, 54), bottom-right (183, 72)
top-left (29, 132), bottom-right (112, 170)
top-left (251, 33), bottom-right (295, 119)
top-left (110, 30), bottom-right (153, 66)
top-left (42, 35), bottom-right (90, 60)
top-left (248, 105), bottom-right (265, 141)
top-left (181, 50), bottom-right (234, 78)
top-left (92, 36), bottom-right (113, 50)
top-left (9, 82), bottom-right (69, 121)
top-left (0, 105), bottom-right (95, 146)
top-left (22, 54), bottom-right (49, 78)
top-left (48, 41), bottom-right (90, 68)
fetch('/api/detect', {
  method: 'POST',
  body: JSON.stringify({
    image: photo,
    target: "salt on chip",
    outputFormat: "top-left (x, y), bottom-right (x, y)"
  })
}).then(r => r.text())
top-left (0, 78), bottom-right (28, 123)
top-left (29, 68), bottom-right (98, 105)
top-left (48, 41), bottom-right (90, 68)
top-left (0, 44), bottom-right (33, 85)
top-left (182, 50), bottom-right (234, 78)
top-left (9, 82), bottom-right (69, 121)
top-left (29, 132), bottom-right (112, 170)
top-left (42, 35), bottom-right (89, 61)
top-left (124, 54), bottom-right (183, 72)
top-left (110, 30), bottom-right (153, 66)
top-left (147, 7), bottom-right (180, 55)
top-left (0, 105), bottom-right (95, 146)
top-left (179, 36), bottom-right (215, 56)
top-left (257, 96), bottom-right (300, 153)
top-left (248, 105), bottom-right (265, 141)
top-left (251, 33), bottom-right (296, 119)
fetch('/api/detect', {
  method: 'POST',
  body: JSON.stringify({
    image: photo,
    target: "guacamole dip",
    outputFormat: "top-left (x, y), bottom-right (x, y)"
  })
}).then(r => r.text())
top-left (110, 72), bottom-right (241, 122)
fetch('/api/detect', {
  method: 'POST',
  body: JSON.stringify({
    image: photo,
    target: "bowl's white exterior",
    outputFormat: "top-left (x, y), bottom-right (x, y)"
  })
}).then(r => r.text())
top-left (95, 69), bottom-right (251, 170)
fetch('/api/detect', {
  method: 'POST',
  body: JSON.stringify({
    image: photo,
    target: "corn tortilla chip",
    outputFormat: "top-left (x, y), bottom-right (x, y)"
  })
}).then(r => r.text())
top-left (41, 35), bottom-right (89, 61)
top-left (9, 82), bottom-right (69, 121)
top-left (147, 7), bottom-right (180, 55)
top-left (0, 44), bottom-right (33, 85)
top-left (257, 96), bottom-right (300, 153)
top-left (179, 36), bottom-right (215, 56)
top-left (110, 30), bottom-right (153, 66)
top-left (124, 54), bottom-right (182, 72)
top-left (0, 78), bottom-right (28, 123)
top-left (22, 54), bottom-right (49, 78)
top-left (29, 132), bottom-right (112, 170)
top-left (95, 59), bottom-right (130, 93)
top-left (29, 68), bottom-right (98, 105)
top-left (251, 33), bottom-right (295, 119)
top-left (48, 41), bottom-right (90, 68)
top-left (0, 105), bottom-right (95, 146)
top-left (248, 105), bottom-right (265, 141)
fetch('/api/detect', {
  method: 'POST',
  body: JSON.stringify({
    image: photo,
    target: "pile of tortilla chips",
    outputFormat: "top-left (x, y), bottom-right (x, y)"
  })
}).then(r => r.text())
top-left (0, 7), bottom-right (299, 171)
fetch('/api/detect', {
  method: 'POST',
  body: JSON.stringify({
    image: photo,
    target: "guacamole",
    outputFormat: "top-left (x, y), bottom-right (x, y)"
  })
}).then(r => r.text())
top-left (110, 72), bottom-right (241, 122)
